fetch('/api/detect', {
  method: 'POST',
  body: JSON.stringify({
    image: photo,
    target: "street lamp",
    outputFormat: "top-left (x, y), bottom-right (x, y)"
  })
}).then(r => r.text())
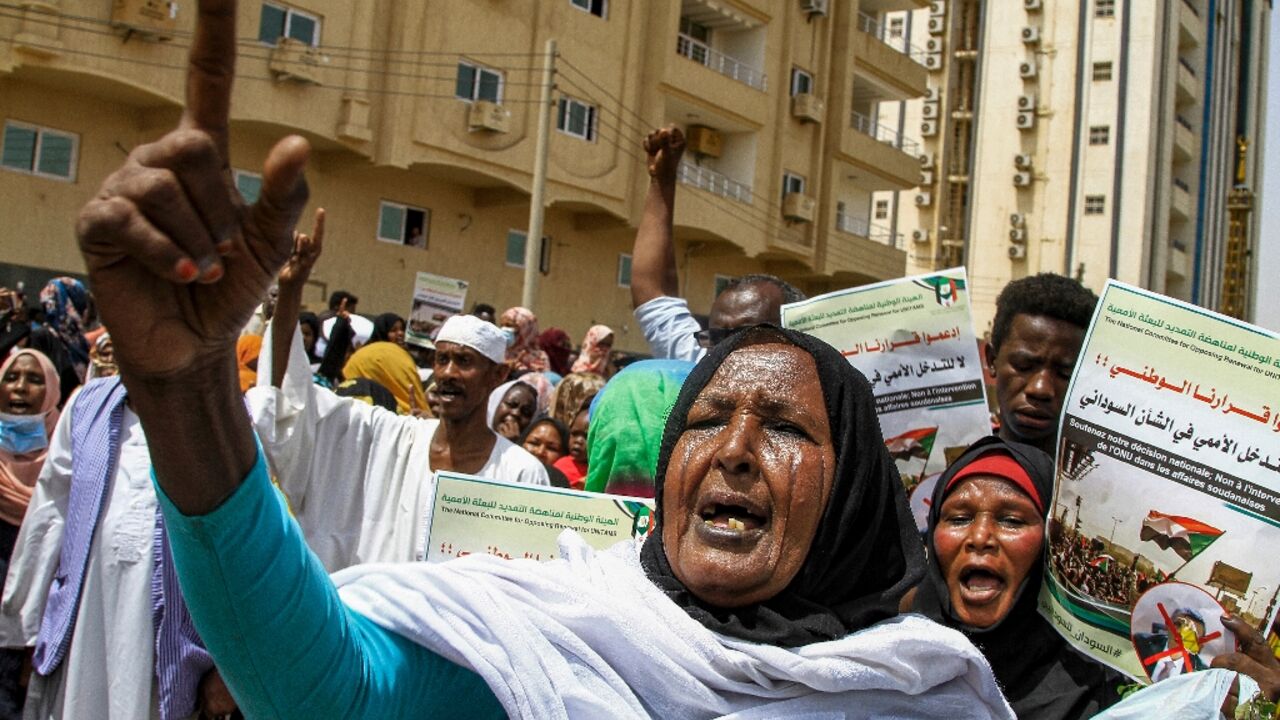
top-left (1109, 516), bottom-right (1124, 547)
top-left (1249, 586), bottom-right (1270, 616)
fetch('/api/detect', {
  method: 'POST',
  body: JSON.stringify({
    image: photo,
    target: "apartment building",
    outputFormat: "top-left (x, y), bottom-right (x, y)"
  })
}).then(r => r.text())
top-left (872, 0), bottom-right (1270, 329)
top-left (0, 0), bottom-right (931, 351)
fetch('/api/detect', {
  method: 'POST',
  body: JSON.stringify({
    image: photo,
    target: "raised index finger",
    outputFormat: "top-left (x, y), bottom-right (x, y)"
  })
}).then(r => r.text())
top-left (180, 0), bottom-right (237, 161)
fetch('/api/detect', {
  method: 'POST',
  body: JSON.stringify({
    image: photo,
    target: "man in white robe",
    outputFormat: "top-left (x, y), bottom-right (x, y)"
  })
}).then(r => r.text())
top-left (248, 313), bottom-right (548, 571)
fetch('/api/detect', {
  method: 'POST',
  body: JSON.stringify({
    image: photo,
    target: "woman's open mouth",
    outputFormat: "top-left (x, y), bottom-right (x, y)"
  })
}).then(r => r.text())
top-left (692, 491), bottom-right (770, 546)
top-left (958, 566), bottom-right (1007, 605)
top-left (5, 397), bottom-right (32, 413)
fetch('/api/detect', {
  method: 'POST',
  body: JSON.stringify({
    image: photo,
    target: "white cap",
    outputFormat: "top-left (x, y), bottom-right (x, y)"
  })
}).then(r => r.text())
top-left (435, 314), bottom-right (506, 365)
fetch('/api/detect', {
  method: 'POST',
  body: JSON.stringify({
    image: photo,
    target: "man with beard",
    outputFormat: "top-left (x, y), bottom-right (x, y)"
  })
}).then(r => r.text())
top-left (985, 274), bottom-right (1097, 456)
top-left (252, 231), bottom-right (547, 571)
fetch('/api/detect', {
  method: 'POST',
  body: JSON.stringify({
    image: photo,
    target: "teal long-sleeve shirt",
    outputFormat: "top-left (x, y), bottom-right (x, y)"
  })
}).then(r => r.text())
top-left (156, 448), bottom-right (506, 719)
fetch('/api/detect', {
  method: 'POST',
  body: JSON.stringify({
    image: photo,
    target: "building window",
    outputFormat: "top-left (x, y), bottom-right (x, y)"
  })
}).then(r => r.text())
top-left (1084, 195), bottom-right (1106, 215)
top-left (570, 0), bottom-right (607, 18)
top-left (1088, 126), bottom-right (1111, 145)
top-left (1, 121), bottom-right (77, 181)
top-left (782, 172), bottom-right (806, 200)
top-left (1095, 0), bottom-right (1115, 18)
top-left (617, 254), bottom-right (632, 288)
top-left (1092, 61), bottom-right (1113, 81)
top-left (790, 67), bottom-right (814, 96)
top-left (505, 231), bottom-right (551, 272)
top-left (233, 169), bottom-right (263, 204)
top-left (874, 199), bottom-right (890, 220)
top-left (378, 201), bottom-right (429, 249)
top-left (456, 61), bottom-right (504, 103)
top-left (556, 97), bottom-right (597, 141)
top-left (258, 2), bottom-right (320, 46)
top-left (714, 274), bottom-right (734, 299)
top-left (888, 17), bottom-right (905, 39)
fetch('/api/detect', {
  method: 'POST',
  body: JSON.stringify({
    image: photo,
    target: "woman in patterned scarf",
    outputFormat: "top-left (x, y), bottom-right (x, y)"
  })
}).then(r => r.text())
top-left (571, 325), bottom-right (614, 377)
top-left (498, 307), bottom-right (550, 372)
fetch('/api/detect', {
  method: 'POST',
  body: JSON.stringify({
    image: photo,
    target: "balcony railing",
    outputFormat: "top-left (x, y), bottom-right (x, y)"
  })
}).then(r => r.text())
top-left (678, 162), bottom-right (752, 204)
top-left (675, 33), bottom-right (767, 91)
top-left (856, 12), bottom-right (930, 66)
top-left (850, 111), bottom-right (921, 156)
top-left (836, 212), bottom-right (904, 249)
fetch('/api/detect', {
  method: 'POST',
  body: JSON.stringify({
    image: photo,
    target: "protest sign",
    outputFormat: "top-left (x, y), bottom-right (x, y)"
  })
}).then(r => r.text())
top-left (407, 272), bottom-right (468, 344)
top-left (782, 268), bottom-right (990, 529)
top-left (422, 472), bottom-right (655, 563)
top-left (1042, 281), bottom-right (1280, 682)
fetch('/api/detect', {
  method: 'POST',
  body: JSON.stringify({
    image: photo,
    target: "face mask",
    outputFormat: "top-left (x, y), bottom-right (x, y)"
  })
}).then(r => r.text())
top-left (0, 411), bottom-right (49, 455)
top-left (500, 327), bottom-right (517, 348)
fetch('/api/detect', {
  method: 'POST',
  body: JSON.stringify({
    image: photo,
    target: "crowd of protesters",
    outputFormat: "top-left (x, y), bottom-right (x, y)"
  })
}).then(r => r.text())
top-left (0, 3), bottom-right (1277, 719)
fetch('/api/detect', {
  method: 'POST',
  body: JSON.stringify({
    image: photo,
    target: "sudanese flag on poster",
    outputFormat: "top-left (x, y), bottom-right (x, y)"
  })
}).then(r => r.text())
top-left (884, 426), bottom-right (938, 462)
top-left (1139, 510), bottom-right (1224, 562)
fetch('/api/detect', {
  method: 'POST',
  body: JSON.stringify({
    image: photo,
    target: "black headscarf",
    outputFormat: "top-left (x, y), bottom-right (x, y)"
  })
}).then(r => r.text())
top-left (912, 435), bottom-right (1122, 720)
top-left (298, 311), bottom-right (322, 364)
top-left (639, 326), bottom-right (925, 648)
top-left (370, 313), bottom-right (404, 344)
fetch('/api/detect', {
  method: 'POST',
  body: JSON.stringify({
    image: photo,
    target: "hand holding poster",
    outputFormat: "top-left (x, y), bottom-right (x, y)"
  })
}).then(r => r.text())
top-left (1042, 281), bottom-right (1280, 682)
top-left (423, 472), bottom-right (654, 563)
top-left (407, 272), bottom-right (469, 345)
top-left (782, 269), bottom-right (991, 529)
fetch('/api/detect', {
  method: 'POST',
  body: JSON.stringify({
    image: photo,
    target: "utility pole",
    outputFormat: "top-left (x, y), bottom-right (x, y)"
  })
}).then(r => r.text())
top-left (522, 39), bottom-right (557, 312)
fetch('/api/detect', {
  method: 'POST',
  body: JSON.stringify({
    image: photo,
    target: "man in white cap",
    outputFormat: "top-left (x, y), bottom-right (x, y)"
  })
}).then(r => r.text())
top-left (247, 309), bottom-right (548, 573)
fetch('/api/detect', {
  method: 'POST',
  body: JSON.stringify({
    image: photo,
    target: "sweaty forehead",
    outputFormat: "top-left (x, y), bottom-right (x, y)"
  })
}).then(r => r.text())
top-left (1004, 313), bottom-right (1084, 353)
top-left (696, 344), bottom-right (822, 408)
top-left (709, 283), bottom-right (783, 329)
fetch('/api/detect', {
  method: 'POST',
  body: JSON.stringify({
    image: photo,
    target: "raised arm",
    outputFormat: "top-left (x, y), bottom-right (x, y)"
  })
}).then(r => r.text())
top-left (272, 208), bottom-right (325, 387)
top-left (75, 0), bottom-right (307, 514)
top-left (629, 126), bottom-right (685, 308)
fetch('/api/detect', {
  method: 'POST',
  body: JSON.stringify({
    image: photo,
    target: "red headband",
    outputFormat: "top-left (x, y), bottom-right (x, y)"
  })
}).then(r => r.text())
top-left (944, 450), bottom-right (1043, 512)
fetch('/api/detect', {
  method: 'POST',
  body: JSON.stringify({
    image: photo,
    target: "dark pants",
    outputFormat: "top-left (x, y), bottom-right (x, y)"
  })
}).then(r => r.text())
top-left (0, 520), bottom-right (25, 720)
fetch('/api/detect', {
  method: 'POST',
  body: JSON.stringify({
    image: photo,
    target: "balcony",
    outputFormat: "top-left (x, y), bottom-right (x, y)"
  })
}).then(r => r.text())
top-left (1176, 57), bottom-right (1198, 104)
top-left (675, 34), bottom-right (766, 91)
top-left (836, 212), bottom-right (904, 250)
top-left (824, 218), bottom-right (907, 281)
top-left (1167, 239), bottom-right (1190, 279)
top-left (1173, 114), bottom-right (1196, 162)
top-left (1171, 178), bottom-right (1193, 220)
top-left (678, 162), bottom-right (752, 205)
top-left (850, 17), bottom-right (928, 99)
top-left (838, 111), bottom-right (921, 189)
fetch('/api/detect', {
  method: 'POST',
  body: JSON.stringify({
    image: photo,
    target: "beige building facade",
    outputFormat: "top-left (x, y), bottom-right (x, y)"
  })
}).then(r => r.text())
top-left (1, 0), bottom-right (931, 352)
top-left (873, 0), bottom-right (1270, 331)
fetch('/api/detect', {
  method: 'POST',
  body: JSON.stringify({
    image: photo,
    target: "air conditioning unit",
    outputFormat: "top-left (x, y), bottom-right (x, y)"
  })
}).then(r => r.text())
top-left (268, 37), bottom-right (322, 84)
top-left (1024, 0), bottom-right (1043, 10)
top-left (468, 100), bottom-right (511, 133)
top-left (111, 0), bottom-right (178, 40)
top-left (920, 170), bottom-right (935, 186)
top-left (928, 17), bottom-right (945, 35)
top-left (1016, 111), bottom-right (1036, 130)
top-left (1008, 244), bottom-right (1028, 259)
top-left (926, 38), bottom-right (944, 53)
top-left (1010, 212), bottom-right (1027, 227)
top-left (924, 87), bottom-right (941, 102)
top-left (1009, 228), bottom-right (1028, 242)
top-left (686, 125), bottom-right (723, 158)
top-left (922, 102), bottom-right (940, 119)
top-left (782, 192), bottom-right (816, 223)
top-left (1019, 61), bottom-right (1038, 79)
top-left (1017, 94), bottom-right (1037, 111)
top-left (915, 191), bottom-right (933, 206)
top-left (912, 228), bottom-right (931, 243)
top-left (801, 0), bottom-right (830, 17)
top-left (1022, 26), bottom-right (1041, 44)
top-left (1014, 153), bottom-right (1034, 169)
top-left (1013, 171), bottom-right (1033, 186)
top-left (919, 152), bottom-right (936, 169)
top-left (924, 53), bottom-right (943, 71)
top-left (930, 1), bottom-right (946, 17)
top-left (921, 119), bottom-right (938, 137)
top-left (791, 93), bottom-right (826, 123)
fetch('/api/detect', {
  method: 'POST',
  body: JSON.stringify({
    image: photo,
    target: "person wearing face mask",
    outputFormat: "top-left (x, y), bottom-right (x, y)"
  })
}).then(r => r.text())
top-left (911, 436), bottom-right (1124, 719)
top-left (0, 349), bottom-right (61, 716)
top-left (498, 307), bottom-right (550, 373)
